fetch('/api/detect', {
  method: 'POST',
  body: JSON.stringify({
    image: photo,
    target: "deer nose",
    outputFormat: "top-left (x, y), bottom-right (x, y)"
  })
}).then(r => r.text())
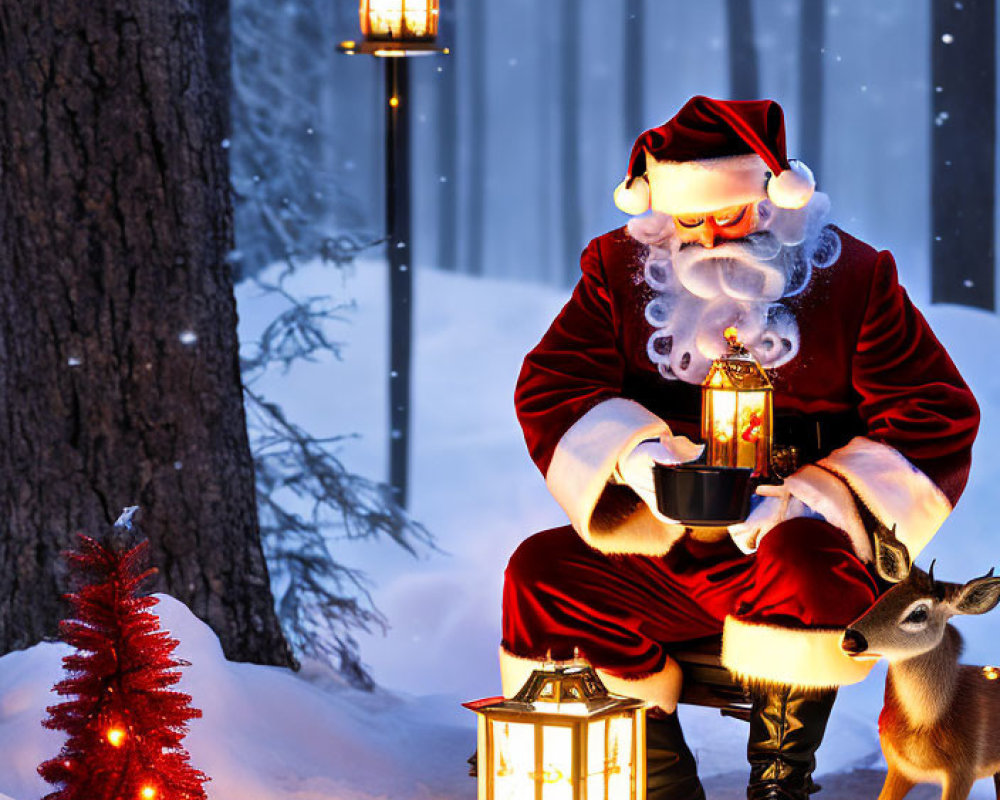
top-left (841, 628), bottom-right (868, 655)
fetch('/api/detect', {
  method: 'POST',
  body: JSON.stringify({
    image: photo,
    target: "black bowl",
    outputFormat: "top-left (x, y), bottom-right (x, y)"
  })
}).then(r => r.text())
top-left (652, 464), bottom-right (754, 525)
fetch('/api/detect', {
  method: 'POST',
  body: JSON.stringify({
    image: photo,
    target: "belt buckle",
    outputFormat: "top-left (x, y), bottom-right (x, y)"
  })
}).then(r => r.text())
top-left (770, 445), bottom-right (800, 479)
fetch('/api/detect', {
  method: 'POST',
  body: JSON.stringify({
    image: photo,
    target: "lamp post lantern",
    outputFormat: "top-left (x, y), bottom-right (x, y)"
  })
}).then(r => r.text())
top-left (339, 1), bottom-right (447, 507)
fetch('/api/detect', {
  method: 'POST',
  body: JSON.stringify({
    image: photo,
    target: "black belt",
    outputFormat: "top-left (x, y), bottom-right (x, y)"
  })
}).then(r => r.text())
top-left (772, 412), bottom-right (865, 476)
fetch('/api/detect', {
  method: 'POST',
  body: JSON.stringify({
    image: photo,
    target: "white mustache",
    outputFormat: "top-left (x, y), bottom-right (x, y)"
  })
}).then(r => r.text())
top-left (672, 238), bottom-right (787, 302)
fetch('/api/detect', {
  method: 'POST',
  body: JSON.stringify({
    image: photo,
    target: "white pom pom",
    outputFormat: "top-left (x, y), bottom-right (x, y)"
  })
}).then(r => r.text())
top-left (614, 176), bottom-right (650, 215)
top-left (767, 160), bottom-right (815, 210)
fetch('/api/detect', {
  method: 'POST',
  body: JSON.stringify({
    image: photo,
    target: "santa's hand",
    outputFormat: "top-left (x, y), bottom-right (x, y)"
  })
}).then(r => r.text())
top-left (728, 467), bottom-right (872, 560)
top-left (616, 434), bottom-right (705, 517)
top-left (728, 488), bottom-right (810, 554)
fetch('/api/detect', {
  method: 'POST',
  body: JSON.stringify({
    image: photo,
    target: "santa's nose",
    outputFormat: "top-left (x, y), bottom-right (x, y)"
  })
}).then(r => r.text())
top-left (697, 219), bottom-right (719, 248)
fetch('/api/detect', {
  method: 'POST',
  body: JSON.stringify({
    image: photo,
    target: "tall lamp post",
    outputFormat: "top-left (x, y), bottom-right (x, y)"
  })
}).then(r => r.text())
top-left (340, 2), bottom-right (447, 507)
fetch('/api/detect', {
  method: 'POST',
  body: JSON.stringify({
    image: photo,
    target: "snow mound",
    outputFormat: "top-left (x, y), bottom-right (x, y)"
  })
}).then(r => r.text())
top-left (0, 594), bottom-right (473, 800)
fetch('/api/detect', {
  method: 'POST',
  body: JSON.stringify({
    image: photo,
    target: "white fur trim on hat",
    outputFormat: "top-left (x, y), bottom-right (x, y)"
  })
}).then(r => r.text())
top-left (645, 153), bottom-right (769, 215)
top-left (499, 646), bottom-right (684, 713)
top-left (818, 436), bottom-right (951, 562)
top-left (721, 617), bottom-right (876, 688)
top-left (767, 160), bottom-right (815, 210)
top-left (545, 398), bottom-right (689, 555)
top-left (614, 176), bottom-right (651, 215)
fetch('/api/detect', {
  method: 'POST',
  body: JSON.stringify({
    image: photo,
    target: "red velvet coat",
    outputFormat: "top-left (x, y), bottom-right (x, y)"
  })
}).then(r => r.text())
top-left (515, 226), bottom-right (979, 559)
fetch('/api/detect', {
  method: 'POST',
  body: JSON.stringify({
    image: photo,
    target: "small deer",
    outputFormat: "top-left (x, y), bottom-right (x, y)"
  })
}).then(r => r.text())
top-left (841, 527), bottom-right (1000, 800)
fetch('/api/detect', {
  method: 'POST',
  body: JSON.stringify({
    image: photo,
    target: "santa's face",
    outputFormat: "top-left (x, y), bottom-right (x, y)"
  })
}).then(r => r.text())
top-left (672, 203), bottom-right (758, 248)
top-left (628, 194), bottom-right (840, 385)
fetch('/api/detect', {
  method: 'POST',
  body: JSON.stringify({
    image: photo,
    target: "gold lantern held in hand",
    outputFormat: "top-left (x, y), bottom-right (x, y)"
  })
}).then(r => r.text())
top-left (701, 327), bottom-right (773, 477)
top-left (464, 664), bottom-right (647, 800)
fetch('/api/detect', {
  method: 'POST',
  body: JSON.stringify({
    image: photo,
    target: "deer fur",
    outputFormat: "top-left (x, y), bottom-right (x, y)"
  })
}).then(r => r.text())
top-left (842, 527), bottom-right (1000, 800)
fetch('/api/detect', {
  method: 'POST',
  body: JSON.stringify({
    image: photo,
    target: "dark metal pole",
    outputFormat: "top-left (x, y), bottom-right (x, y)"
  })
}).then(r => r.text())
top-left (386, 56), bottom-right (412, 506)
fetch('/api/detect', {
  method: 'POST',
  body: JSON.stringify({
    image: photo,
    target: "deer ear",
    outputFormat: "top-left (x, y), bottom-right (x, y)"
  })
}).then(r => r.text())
top-left (951, 575), bottom-right (1000, 616)
top-left (873, 524), bottom-right (911, 584)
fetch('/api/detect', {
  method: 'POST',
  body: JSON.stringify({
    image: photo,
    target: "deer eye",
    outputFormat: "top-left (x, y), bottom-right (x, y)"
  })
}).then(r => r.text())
top-left (904, 605), bottom-right (929, 625)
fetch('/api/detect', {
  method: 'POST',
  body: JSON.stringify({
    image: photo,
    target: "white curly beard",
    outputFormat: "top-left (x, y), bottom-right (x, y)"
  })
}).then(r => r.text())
top-left (627, 193), bottom-right (841, 384)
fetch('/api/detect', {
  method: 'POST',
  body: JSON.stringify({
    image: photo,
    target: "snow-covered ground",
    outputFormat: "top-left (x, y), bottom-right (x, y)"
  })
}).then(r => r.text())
top-left (1, 258), bottom-right (997, 798)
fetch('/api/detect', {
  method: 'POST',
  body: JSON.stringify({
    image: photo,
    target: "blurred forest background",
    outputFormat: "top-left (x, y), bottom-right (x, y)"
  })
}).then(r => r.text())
top-left (227, 0), bottom-right (999, 686)
top-left (233, 0), bottom-right (997, 307)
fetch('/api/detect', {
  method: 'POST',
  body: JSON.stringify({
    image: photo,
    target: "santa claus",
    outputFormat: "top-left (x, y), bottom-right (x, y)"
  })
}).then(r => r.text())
top-left (501, 96), bottom-right (979, 800)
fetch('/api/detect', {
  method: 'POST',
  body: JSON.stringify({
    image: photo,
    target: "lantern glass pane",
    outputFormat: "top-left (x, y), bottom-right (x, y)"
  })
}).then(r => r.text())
top-left (709, 389), bottom-right (737, 467)
top-left (735, 391), bottom-right (767, 470)
top-left (365, 0), bottom-right (436, 38)
top-left (608, 715), bottom-right (634, 800)
top-left (541, 725), bottom-right (574, 800)
top-left (587, 720), bottom-right (607, 800)
top-left (492, 720), bottom-right (535, 800)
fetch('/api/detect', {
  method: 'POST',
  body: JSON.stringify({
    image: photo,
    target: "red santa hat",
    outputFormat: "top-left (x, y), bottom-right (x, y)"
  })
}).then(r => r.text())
top-left (614, 96), bottom-right (815, 216)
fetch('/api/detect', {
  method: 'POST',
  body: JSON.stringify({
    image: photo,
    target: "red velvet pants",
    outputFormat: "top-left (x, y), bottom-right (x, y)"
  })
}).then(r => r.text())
top-left (501, 518), bottom-right (879, 679)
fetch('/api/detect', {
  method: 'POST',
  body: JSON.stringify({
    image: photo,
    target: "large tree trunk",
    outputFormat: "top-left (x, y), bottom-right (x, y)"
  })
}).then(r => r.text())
top-left (0, 0), bottom-right (294, 666)
top-left (198, 0), bottom-right (231, 140)
top-left (931, 0), bottom-right (995, 310)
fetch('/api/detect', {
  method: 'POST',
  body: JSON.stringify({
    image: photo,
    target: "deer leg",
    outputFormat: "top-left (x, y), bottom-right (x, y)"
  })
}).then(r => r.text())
top-left (878, 765), bottom-right (915, 800)
top-left (941, 773), bottom-right (975, 800)
top-left (993, 772), bottom-right (1000, 799)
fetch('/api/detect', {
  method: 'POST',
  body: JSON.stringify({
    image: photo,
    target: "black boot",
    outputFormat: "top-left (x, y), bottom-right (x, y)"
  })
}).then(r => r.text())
top-left (746, 685), bottom-right (836, 799)
top-left (646, 711), bottom-right (706, 800)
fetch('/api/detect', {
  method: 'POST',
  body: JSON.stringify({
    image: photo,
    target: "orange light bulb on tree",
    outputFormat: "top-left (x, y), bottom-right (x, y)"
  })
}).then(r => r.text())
top-left (106, 727), bottom-right (126, 747)
top-left (140, 786), bottom-right (157, 799)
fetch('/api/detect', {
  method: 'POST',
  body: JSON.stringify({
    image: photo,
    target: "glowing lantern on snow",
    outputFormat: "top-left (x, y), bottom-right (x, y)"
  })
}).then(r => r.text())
top-left (701, 327), bottom-right (773, 475)
top-left (360, 0), bottom-right (439, 42)
top-left (464, 664), bottom-right (646, 800)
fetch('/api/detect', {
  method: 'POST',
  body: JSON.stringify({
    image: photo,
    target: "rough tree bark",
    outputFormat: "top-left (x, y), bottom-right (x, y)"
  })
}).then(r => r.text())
top-left (0, 0), bottom-right (294, 665)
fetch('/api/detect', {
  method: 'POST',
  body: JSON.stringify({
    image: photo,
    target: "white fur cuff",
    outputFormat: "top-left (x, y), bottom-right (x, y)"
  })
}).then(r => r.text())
top-left (721, 617), bottom-right (875, 688)
top-left (779, 465), bottom-right (873, 563)
top-left (819, 436), bottom-right (951, 561)
top-left (545, 398), bottom-right (688, 555)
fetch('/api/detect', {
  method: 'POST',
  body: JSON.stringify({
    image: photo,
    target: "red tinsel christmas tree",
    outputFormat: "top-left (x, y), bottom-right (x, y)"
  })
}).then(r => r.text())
top-left (38, 514), bottom-right (208, 800)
